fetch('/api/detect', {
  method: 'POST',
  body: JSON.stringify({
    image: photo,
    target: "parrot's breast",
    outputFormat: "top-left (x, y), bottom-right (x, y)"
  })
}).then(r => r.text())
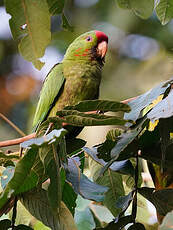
top-left (48, 61), bottom-right (102, 117)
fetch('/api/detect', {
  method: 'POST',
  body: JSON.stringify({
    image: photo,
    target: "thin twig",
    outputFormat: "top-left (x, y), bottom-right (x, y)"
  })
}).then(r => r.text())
top-left (0, 113), bottom-right (26, 137)
top-left (0, 133), bottom-right (36, 147)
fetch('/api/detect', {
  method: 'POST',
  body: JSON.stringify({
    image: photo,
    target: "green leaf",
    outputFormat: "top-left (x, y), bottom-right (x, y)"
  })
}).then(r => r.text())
top-left (117, 0), bottom-right (154, 19)
top-left (21, 189), bottom-right (77, 230)
top-left (95, 129), bottom-right (123, 162)
top-left (138, 187), bottom-right (173, 216)
top-left (57, 110), bottom-right (128, 126)
top-left (22, 129), bottom-right (67, 212)
top-left (139, 121), bottom-right (173, 169)
top-left (62, 13), bottom-right (73, 31)
top-left (66, 138), bottom-right (86, 155)
top-left (0, 219), bottom-right (11, 230)
top-left (65, 99), bottom-right (131, 113)
top-left (66, 158), bottom-right (108, 202)
top-left (101, 118), bottom-right (146, 173)
top-left (89, 158), bottom-right (125, 217)
top-left (37, 131), bottom-right (67, 211)
top-left (160, 210), bottom-right (173, 230)
top-left (124, 78), bottom-right (173, 121)
top-left (0, 147), bottom-right (38, 210)
top-left (5, 0), bottom-right (51, 70)
top-left (62, 182), bottom-right (77, 216)
top-left (47, 0), bottom-right (65, 15)
top-left (111, 119), bottom-right (146, 159)
top-left (156, 0), bottom-right (173, 25)
top-left (46, 157), bottom-right (62, 210)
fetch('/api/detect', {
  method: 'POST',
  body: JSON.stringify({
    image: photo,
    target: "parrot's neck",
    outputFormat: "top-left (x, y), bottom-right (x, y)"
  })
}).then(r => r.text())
top-left (62, 59), bottom-right (103, 81)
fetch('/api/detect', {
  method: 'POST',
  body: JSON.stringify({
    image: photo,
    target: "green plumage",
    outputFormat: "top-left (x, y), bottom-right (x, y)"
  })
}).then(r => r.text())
top-left (33, 31), bottom-right (107, 130)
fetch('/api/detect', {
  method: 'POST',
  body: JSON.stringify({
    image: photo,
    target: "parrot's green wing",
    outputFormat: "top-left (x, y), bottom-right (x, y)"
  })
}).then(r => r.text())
top-left (33, 63), bottom-right (65, 130)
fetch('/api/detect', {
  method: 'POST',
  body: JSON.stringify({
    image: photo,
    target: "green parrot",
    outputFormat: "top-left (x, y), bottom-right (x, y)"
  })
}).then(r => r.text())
top-left (33, 30), bottom-right (108, 132)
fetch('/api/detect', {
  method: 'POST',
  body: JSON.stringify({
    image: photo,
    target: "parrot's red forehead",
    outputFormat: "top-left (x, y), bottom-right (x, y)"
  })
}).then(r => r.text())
top-left (95, 30), bottom-right (108, 43)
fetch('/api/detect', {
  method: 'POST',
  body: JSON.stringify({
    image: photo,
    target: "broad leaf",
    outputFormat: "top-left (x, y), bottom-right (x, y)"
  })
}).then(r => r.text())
top-left (74, 196), bottom-right (95, 230)
top-left (57, 110), bottom-right (128, 126)
top-left (62, 182), bottom-right (77, 216)
top-left (101, 119), bottom-right (146, 173)
top-left (21, 189), bottom-right (77, 230)
top-left (89, 158), bottom-right (125, 217)
top-left (147, 89), bottom-right (173, 122)
top-left (117, 0), bottom-right (154, 19)
top-left (21, 129), bottom-right (67, 148)
top-left (5, 0), bottom-right (51, 70)
top-left (0, 219), bottom-right (11, 230)
top-left (156, 0), bottom-right (173, 25)
top-left (124, 78), bottom-right (173, 121)
top-left (46, 157), bottom-right (62, 210)
top-left (139, 121), bottom-right (173, 169)
top-left (0, 147), bottom-right (38, 210)
top-left (65, 99), bottom-right (131, 113)
top-left (66, 138), bottom-right (86, 155)
top-left (115, 191), bottom-right (134, 212)
top-left (39, 143), bottom-right (62, 211)
top-left (66, 158), bottom-right (108, 202)
top-left (37, 130), bottom-right (67, 211)
top-left (84, 147), bottom-right (134, 175)
top-left (138, 187), bottom-right (173, 216)
top-left (75, 207), bottom-right (95, 230)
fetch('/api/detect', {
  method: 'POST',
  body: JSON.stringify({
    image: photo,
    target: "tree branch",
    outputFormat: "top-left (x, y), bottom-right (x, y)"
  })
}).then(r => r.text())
top-left (0, 96), bottom-right (138, 148)
top-left (0, 133), bottom-right (36, 147)
top-left (121, 96), bottom-right (137, 104)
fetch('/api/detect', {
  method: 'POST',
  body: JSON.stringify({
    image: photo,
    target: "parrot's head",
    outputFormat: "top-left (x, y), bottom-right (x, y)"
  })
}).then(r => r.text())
top-left (63, 30), bottom-right (108, 65)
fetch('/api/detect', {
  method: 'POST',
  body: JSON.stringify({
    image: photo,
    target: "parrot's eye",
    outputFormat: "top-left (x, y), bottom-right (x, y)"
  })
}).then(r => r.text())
top-left (86, 36), bottom-right (92, 42)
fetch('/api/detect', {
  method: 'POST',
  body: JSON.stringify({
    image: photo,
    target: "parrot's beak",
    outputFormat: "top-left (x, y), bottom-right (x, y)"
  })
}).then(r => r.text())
top-left (97, 41), bottom-right (108, 59)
